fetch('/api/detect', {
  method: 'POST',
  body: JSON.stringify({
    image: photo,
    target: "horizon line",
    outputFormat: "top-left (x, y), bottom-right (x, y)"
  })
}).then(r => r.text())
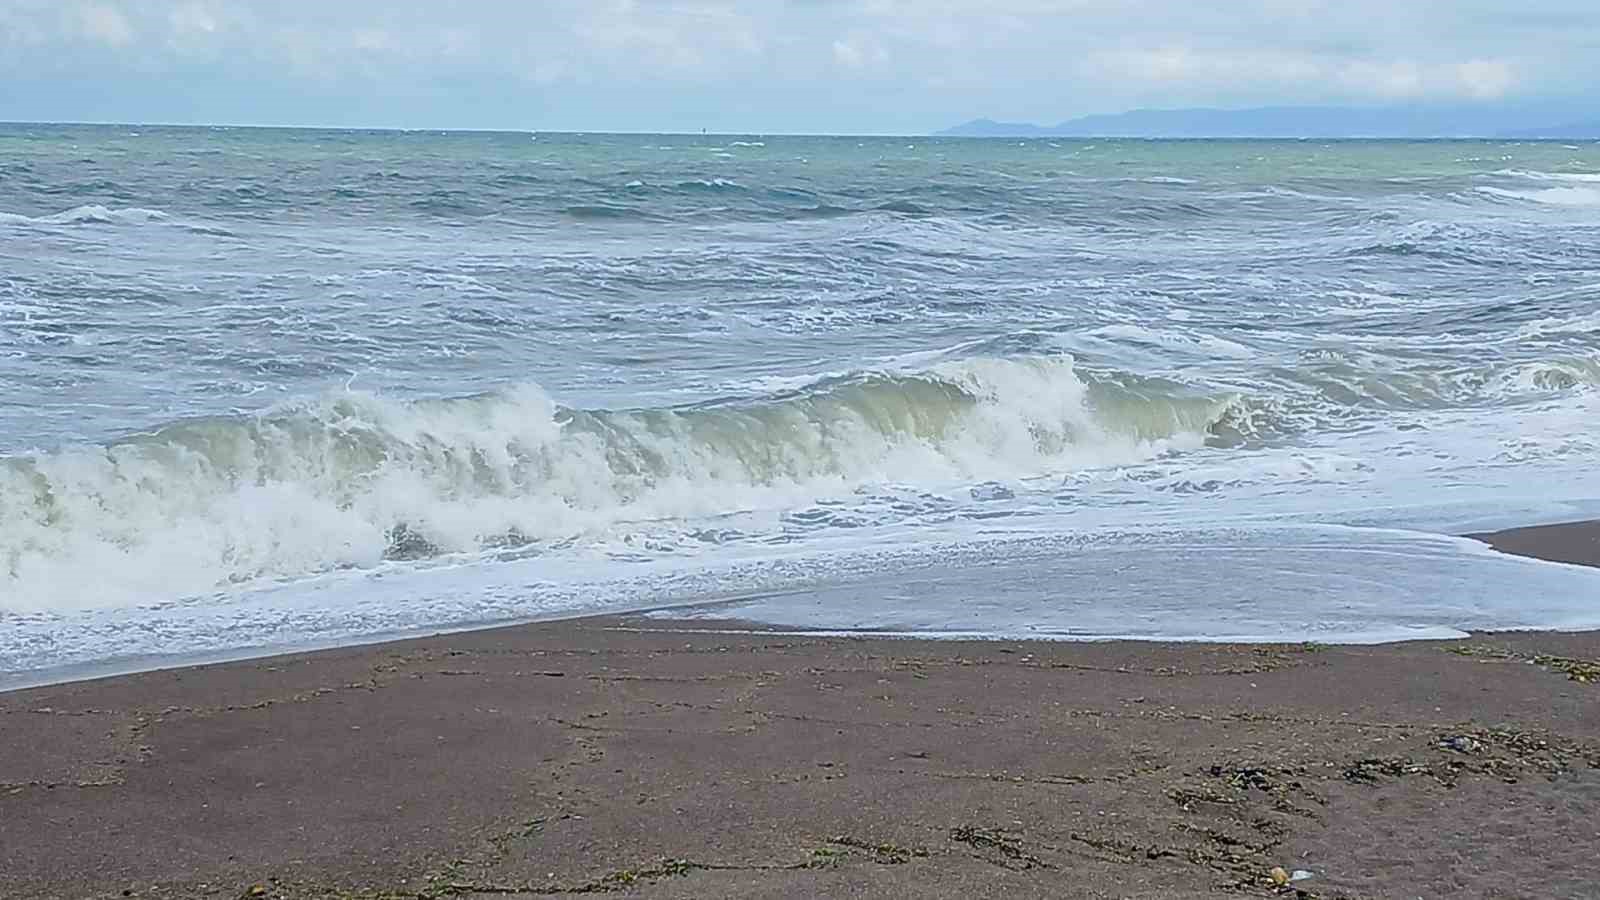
top-left (0, 119), bottom-right (928, 138)
top-left (2, 120), bottom-right (1591, 142)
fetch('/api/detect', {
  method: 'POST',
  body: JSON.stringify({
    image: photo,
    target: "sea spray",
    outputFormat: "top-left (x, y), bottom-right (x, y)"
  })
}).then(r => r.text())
top-left (1, 357), bottom-right (1242, 611)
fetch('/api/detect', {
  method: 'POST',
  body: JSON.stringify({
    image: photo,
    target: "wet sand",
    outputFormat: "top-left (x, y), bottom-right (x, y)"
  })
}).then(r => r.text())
top-left (1469, 519), bottom-right (1600, 569)
top-left (3, 523), bottom-right (1599, 899)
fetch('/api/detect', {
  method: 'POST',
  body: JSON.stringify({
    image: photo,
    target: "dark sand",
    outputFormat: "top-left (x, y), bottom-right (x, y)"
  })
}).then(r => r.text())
top-left (1469, 519), bottom-right (1600, 569)
top-left (3, 525), bottom-right (1599, 899)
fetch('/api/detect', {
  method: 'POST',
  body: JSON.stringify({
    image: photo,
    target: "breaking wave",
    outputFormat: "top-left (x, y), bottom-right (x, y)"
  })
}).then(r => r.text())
top-left (0, 357), bottom-right (1247, 612)
top-left (6, 345), bottom-right (1595, 613)
top-left (1479, 171), bottom-right (1600, 207)
top-left (1495, 170), bottom-right (1600, 183)
top-left (1479, 186), bottom-right (1600, 207)
top-left (0, 204), bottom-right (170, 227)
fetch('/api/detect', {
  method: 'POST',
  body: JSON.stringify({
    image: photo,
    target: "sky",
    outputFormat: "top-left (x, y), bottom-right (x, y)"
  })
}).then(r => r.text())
top-left (1, 1), bottom-right (1598, 133)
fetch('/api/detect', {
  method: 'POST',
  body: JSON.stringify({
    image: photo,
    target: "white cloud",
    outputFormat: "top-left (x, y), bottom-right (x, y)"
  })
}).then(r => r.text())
top-left (350, 28), bottom-right (393, 52)
top-left (1092, 46), bottom-right (1520, 103)
top-left (73, 2), bottom-right (134, 47)
top-left (832, 35), bottom-right (888, 70)
top-left (0, 7), bottom-right (49, 49)
top-left (168, 2), bottom-right (219, 36)
top-left (0, 1), bottom-right (1588, 129)
top-left (1456, 59), bottom-right (1517, 99)
top-left (1094, 48), bottom-right (1323, 86)
top-left (561, 1), bottom-right (769, 77)
top-left (1338, 58), bottom-right (1519, 100)
top-left (1337, 59), bottom-right (1427, 97)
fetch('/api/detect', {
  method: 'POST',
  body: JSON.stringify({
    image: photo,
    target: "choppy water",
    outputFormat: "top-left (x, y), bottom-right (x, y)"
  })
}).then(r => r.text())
top-left (5, 125), bottom-right (1600, 684)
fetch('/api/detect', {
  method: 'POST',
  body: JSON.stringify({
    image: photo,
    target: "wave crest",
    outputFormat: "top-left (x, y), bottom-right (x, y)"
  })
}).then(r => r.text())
top-left (0, 205), bottom-right (170, 227)
top-left (1479, 185), bottom-right (1600, 207)
top-left (0, 357), bottom-right (1239, 611)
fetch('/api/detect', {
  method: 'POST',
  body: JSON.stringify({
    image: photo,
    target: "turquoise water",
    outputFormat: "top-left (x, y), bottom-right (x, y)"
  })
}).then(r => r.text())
top-left (4, 125), bottom-right (1600, 682)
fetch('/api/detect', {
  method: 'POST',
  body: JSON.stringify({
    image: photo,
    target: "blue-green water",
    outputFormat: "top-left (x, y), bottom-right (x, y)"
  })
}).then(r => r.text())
top-left (4, 125), bottom-right (1600, 683)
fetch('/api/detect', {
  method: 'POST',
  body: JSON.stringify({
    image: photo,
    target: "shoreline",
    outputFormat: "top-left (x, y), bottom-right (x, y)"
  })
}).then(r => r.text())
top-left (6, 520), bottom-right (1600, 697)
top-left (1466, 519), bottom-right (1600, 569)
top-left (3, 521), bottom-right (1598, 898)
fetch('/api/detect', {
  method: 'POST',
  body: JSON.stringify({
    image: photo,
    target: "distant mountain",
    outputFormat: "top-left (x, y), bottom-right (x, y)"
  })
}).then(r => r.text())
top-left (938, 103), bottom-right (1600, 139)
top-left (938, 118), bottom-right (1058, 137)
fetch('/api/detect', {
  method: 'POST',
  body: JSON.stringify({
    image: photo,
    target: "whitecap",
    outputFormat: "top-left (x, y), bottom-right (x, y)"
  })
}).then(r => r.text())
top-left (1494, 169), bottom-right (1600, 183)
top-left (0, 358), bottom-right (1242, 614)
top-left (1478, 186), bottom-right (1600, 207)
top-left (0, 204), bottom-right (171, 227)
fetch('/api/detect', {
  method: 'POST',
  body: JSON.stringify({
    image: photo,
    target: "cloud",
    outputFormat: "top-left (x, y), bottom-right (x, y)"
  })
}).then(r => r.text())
top-left (832, 35), bottom-right (888, 70)
top-left (1092, 47), bottom-right (1522, 102)
top-left (1094, 49), bottom-right (1323, 87)
top-left (1337, 59), bottom-right (1427, 98)
top-left (73, 2), bottom-right (135, 47)
top-left (168, 2), bottom-right (218, 36)
top-left (0, 1), bottom-right (1592, 130)
top-left (1455, 59), bottom-right (1517, 100)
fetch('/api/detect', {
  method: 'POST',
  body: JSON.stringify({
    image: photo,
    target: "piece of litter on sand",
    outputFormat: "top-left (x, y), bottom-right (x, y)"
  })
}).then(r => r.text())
top-left (1291, 869), bottom-right (1314, 882)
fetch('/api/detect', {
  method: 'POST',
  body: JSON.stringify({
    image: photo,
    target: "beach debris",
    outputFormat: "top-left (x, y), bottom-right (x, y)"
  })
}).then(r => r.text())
top-left (952, 825), bottom-right (1053, 870)
top-left (1342, 727), bottom-right (1600, 788)
top-left (1198, 763), bottom-right (1325, 816)
top-left (830, 835), bottom-right (930, 865)
top-left (243, 884), bottom-right (268, 898)
top-left (1269, 867), bottom-right (1291, 887)
top-left (1291, 869), bottom-right (1315, 882)
top-left (1444, 644), bottom-right (1600, 684)
top-left (1343, 757), bottom-right (1436, 784)
top-left (1213, 764), bottom-right (1275, 791)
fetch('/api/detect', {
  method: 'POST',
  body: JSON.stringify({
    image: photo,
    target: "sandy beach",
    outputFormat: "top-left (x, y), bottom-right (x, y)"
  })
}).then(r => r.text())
top-left (3, 524), bottom-right (1599, 900)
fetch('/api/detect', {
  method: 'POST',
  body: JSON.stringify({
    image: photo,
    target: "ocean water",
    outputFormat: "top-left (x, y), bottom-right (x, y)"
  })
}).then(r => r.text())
top-left (4, 125), bottom-right (1600, 684)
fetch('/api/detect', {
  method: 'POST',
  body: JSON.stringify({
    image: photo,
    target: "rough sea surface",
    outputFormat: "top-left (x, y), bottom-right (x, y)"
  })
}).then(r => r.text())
top-left (4, 125), bottom-right (1600, 683)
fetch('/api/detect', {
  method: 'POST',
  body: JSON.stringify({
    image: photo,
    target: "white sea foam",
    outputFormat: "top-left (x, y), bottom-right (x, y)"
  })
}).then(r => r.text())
top-left (14, 522), bottom-right (1600, 684)
top-left (657, 526), bottom-right (1600, 642)
top-left (1516, 307), bottom-right (1600, 339)
top-left (0, 358), bottom-right (1232, 614)
top-left (1495, 170), bottom-right (1600, 183)
top-left (1082, 323), bottom-right (1256, 359)
top-left (1479, 186), bottom-right (1600, 207)
top-left (0, 204), bottom-right (170, 226)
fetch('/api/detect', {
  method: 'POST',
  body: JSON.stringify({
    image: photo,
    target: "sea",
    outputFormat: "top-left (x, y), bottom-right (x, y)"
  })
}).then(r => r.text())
top-left (5, 124), bottom-right (1600, 687)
